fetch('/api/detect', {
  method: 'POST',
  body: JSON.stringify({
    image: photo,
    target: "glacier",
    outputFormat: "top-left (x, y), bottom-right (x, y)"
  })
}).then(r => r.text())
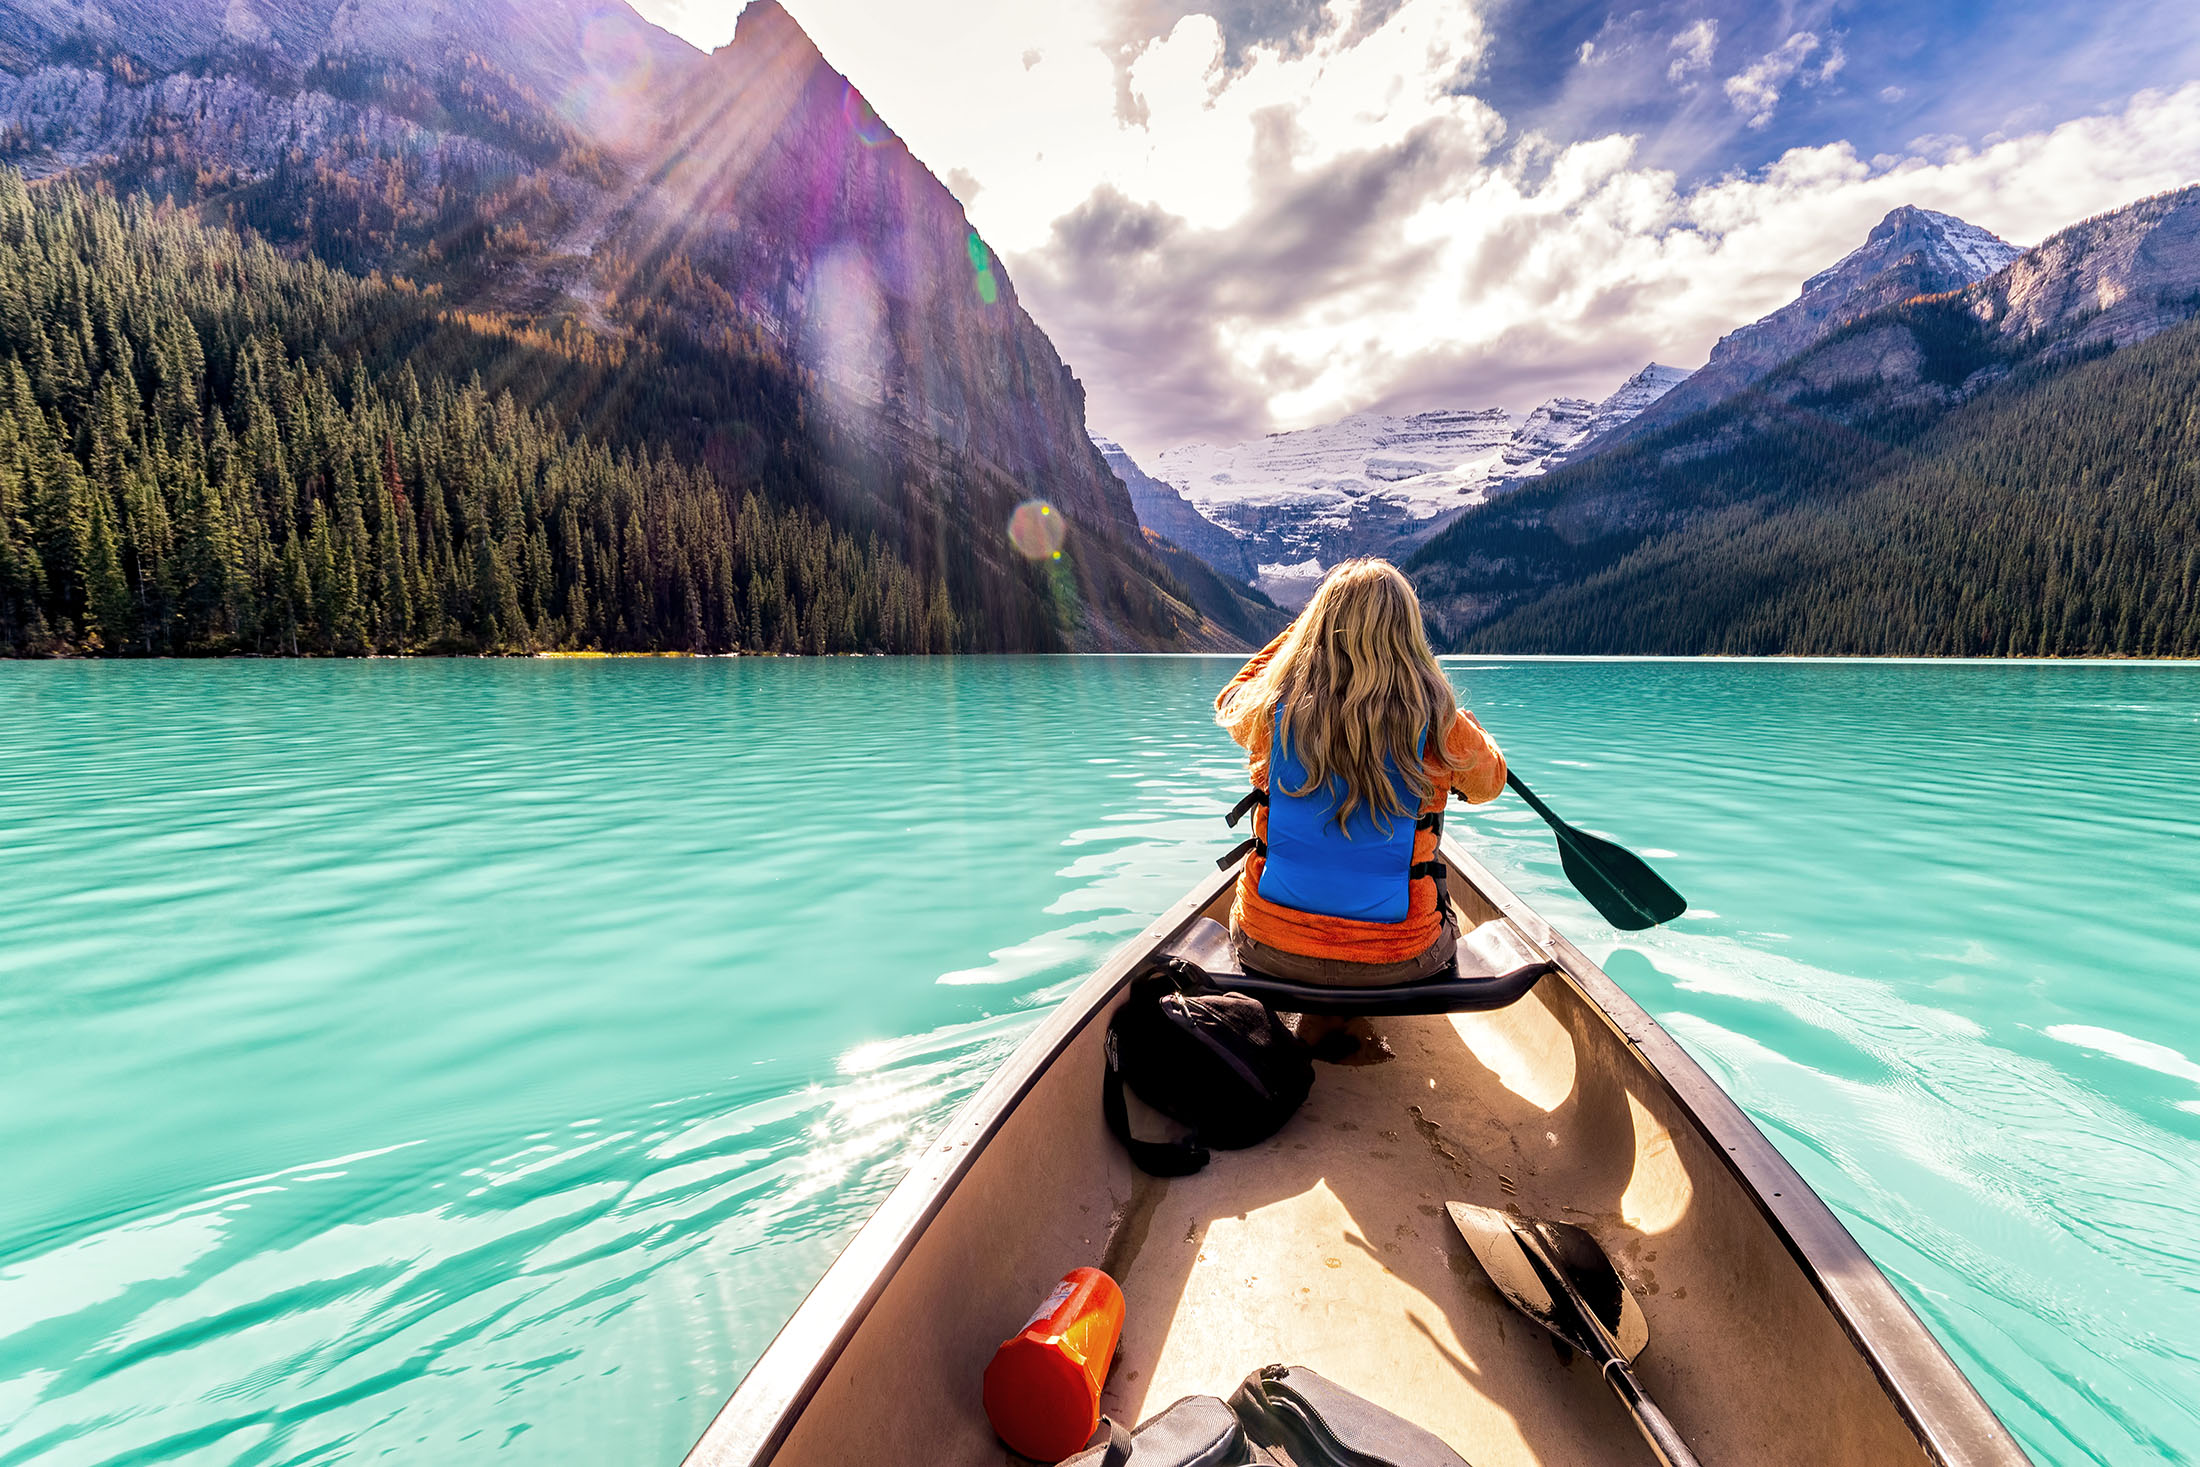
top-left (1105, 364), bottom-right (1688, 607)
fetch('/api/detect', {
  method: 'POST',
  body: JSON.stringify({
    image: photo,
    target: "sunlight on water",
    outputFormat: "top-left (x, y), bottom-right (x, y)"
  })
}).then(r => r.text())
top-left (1, 658), bottom-right (2195, 1466)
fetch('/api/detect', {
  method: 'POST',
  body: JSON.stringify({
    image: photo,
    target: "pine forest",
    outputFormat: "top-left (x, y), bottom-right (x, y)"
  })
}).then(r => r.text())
top-left (0, 174), bottom-right (977, 657)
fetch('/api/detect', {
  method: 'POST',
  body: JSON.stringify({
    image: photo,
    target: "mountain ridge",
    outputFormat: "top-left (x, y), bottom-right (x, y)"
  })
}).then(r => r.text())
top-left (1407, 184), bottom-right (2200, 656)
top-left (1580, 205), bottom-right (2023, 454)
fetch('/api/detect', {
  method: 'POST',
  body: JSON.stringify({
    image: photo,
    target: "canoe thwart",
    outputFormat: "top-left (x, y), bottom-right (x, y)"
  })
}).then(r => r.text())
top-left (1154, 917), bottom-right (1553, 1015)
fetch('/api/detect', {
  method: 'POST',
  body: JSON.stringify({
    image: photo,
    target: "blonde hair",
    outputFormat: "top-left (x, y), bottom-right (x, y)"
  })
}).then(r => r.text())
top-left (1217, 558), bottom-right (1461, 830)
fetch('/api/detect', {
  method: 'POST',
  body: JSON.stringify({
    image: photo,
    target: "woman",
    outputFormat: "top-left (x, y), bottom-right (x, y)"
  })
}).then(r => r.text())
top-left (1215, 558), bottom-right (1505, 986)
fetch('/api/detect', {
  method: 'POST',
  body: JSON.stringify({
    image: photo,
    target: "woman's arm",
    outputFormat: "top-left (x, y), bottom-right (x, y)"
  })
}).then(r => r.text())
top-left (1214, 628), bottom-right (1292, 749)
top-left (1444, 710), bottom-right (1506, 804)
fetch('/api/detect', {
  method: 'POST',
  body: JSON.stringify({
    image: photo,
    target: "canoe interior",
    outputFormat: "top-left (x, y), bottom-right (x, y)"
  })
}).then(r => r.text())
top-left (687, 845), bottom-right (2026, 1467)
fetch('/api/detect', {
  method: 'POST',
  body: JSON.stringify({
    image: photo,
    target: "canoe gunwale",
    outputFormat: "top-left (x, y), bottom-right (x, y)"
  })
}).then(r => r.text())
top-left (679, 861), bottom-right (1242, 1467)
top-left (1441, 840), bottom-right (2029, 1467)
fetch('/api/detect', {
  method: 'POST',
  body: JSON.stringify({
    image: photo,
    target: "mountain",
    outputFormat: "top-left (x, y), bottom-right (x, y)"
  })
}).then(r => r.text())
top-left (1090, 435), bottom-right (1287, 643)
top-left (1094, 434), bottom-right (1254, 580)
top-left (1136, 531), bottom-right (1290, 647)
top-left (1583, 206), bottom-right (2022, 452)
top-left (1127, 368), bottom-right (1687, 607)
top-left (1103, 205), bottom-right (2011, 612)
top-left (1565, 363), bottom-right (1693, 451)
top-left (1408, 186), bottom-right (2200, 656)
top-left (0, 0), bottom-right (1240, 653)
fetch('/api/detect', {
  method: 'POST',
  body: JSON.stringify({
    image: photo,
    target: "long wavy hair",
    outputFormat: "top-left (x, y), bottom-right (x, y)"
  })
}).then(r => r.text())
top-left (1217, 558), bottom-right (1461, 830)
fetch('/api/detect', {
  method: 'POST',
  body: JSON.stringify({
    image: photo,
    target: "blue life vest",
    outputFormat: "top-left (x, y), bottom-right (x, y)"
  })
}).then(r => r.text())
top-left (1253, 708), bottom-right (1427, 924)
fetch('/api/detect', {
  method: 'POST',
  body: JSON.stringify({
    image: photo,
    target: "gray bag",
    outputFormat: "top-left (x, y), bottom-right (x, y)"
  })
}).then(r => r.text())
top-left (1062, 1365), bottom-right (1473, 1467)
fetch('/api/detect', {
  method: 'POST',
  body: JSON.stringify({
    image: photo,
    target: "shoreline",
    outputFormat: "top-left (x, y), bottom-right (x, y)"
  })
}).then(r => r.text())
top-left (5, 650), bottom-right (2198, 666)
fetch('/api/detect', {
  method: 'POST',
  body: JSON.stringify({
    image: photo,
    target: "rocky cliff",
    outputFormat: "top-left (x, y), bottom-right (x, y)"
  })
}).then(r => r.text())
top-left (1094, 435), bottom-right (1254, 581)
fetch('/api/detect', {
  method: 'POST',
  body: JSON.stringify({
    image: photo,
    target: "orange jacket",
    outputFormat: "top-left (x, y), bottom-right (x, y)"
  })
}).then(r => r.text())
top-left (1216, 634), bottom-right (1505, 965)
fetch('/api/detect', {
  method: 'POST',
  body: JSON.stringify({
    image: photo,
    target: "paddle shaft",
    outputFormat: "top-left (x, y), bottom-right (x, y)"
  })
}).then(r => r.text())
top-left (1503, 769), bottom-right (1567, 828)
top-left (1521, 1238), bottom-right (1704, 1467)
top-left (1505, 772), bottom-right (1627, 872)
top-left (1597, 1351), bottom-right (1700, 1467)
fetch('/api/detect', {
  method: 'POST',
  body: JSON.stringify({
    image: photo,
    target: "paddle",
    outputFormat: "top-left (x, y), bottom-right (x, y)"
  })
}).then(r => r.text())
top-left (1447, 1202), bottom-right (1702, 1467)
top-left (1503, 772), bottom-right (1686, 930)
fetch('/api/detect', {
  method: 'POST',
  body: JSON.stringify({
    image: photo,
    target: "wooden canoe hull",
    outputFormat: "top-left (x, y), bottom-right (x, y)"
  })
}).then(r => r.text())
top-left (684, 842), bottom-right (2029, 1467)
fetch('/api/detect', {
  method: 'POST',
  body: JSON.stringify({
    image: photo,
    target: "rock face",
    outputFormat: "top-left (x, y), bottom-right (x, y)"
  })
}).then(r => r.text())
top-left (1972, 184), bottom-right (2200, 353)
top-left (1593, 206), bottom-right (2022, 450)
top-left (0, 0), bottom-right (1228, 649)
top-left (1094, 436), bottom-right (1255, 581)
top-left (1736, 185), bottom-right (2200, 424)
top-left (637, 1), bottom-right (1148, 552)
top-left (1128, 368), bottom-right (1687, 607)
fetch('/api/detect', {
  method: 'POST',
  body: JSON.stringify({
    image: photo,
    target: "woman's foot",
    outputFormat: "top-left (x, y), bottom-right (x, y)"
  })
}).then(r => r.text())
top-left (1291, 1014), bottom-right (1392, 1065)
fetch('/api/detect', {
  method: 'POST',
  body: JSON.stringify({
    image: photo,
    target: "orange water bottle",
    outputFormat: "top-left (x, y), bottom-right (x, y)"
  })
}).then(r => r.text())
top-left (982, 1266), bottom-right (1127, 1460)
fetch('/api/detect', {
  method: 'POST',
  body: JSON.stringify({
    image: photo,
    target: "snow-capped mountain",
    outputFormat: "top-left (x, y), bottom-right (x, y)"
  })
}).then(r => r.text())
top-left (1116, 367), bottom-right (1688, 606)
top-left (1568, 363), bottom-right (1694, 450)
top-left (1588, 206), bottom-right (2022, 452)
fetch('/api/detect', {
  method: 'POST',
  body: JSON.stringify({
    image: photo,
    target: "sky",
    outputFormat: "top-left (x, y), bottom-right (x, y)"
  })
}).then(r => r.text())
top-left (633, 0), bottom-right (2200, 461)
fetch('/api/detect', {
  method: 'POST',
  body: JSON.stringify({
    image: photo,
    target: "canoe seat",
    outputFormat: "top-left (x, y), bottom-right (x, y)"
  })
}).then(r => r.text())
top-left (1152, 917), bottom-right (1554, 1016)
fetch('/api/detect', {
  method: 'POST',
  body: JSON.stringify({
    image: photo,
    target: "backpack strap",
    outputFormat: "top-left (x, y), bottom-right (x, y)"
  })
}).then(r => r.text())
top-left (1103, 1024), bottom-right (1210, 1177)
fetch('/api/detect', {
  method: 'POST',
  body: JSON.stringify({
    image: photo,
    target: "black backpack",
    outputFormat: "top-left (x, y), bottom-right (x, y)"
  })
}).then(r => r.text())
top-left (1103, 970), bottom-right (1313, 1176)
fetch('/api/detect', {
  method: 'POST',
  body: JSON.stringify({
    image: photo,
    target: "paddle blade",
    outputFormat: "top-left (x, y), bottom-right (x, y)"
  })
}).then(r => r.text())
top-left (1446, 1204), bottom-right (1649, 1362)
top-left (1528, 1218), bottom-right (1649, 1362)
top-left (1504, 773), bottom-right (1686, 931)
top-left (1554, 826), bottom-right (1689, 932)
top-left (1445, 1202), bottom-right (1590, 1355)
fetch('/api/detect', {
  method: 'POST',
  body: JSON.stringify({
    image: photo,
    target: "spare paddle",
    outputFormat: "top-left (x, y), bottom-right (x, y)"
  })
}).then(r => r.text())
top-left (1504, 772), bottom-right (1686, 930)
top-left (1447, 1202), bottom-right (1701, 1467)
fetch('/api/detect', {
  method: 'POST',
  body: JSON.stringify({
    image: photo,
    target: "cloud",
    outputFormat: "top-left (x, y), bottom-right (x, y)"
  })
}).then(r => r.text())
top-left (1016, 64), bottom-right (2200, 459)
top-left (1725, 31), bottom-right (1820, 129)
top-left (1667, 18), bottom-right (1717, 84)
top-left (666, 0), bottom-right (2200, 464)
top-left (1112, 0), bottom-right (1341, 75)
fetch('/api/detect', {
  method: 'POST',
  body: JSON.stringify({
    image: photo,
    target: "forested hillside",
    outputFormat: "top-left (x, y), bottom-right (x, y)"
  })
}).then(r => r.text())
top-left (1428, 315), bottom-right (2200, 656)
top-left (1409, 185), bottom-right (2200, 658)
top-left (0, 177), bottom-right (974, 655)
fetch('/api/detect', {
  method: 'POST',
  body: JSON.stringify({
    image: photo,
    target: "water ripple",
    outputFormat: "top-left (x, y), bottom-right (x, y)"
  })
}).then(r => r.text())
top-left (3, 657), bottom-right (2197, 1466)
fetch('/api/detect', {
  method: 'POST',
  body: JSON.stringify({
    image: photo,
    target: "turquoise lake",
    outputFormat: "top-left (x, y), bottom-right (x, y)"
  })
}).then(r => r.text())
top-left (2, 657), bottom-right (2197, 1466)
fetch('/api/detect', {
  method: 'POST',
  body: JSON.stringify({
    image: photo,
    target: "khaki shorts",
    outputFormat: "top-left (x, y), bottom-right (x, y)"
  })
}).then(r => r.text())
top-left (1230, 910), bottom-right (1459, 987)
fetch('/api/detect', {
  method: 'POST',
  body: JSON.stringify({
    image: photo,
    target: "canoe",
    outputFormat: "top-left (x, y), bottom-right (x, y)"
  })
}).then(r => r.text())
top-left (681, 839), bottom-right (2031, 1467)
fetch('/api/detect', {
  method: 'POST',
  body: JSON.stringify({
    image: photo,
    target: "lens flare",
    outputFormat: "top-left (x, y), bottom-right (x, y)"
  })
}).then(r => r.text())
top-left (1008, 500), bottom-right (1066, 560)
top-left (843, 85), bottom-right (893, 147)
top-left (967, 231), bottom-right (1000, 306)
